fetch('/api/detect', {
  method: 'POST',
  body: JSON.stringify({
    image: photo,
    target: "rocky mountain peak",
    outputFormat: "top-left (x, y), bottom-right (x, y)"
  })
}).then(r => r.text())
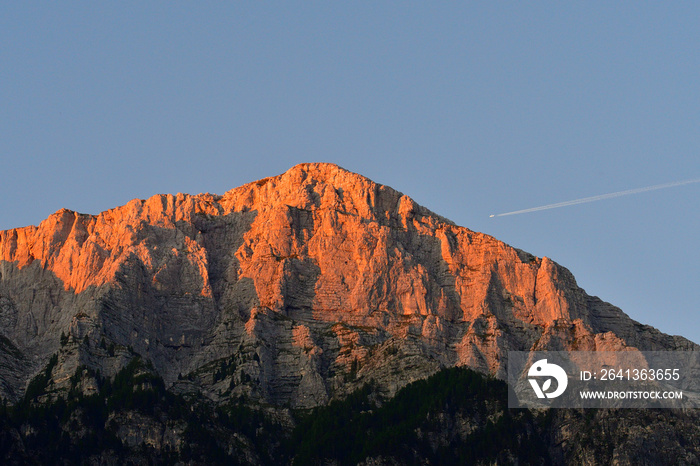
top-left (219, 162), bottom-right (453, 228)
top-left (0, 164), bottom-right (695, 408)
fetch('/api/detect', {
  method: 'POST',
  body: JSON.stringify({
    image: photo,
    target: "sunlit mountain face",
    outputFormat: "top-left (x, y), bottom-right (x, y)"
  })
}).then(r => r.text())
top-left (0, 164), bottom-right (697, 464)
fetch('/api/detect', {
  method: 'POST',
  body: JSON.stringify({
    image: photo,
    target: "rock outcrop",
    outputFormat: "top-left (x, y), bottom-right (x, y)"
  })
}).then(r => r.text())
top-left (0, 163), bottom-right (695, 408)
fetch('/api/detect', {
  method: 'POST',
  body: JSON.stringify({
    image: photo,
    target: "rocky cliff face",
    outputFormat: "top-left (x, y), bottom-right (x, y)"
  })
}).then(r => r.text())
top-left (0, 163), bottom-right (695, 408)
top-left (1, 163), bottom-right (699, 464)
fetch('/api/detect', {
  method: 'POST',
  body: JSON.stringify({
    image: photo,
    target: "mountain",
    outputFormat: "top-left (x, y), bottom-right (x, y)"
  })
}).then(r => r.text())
top-left (0, 162), bottom-right (697, 464)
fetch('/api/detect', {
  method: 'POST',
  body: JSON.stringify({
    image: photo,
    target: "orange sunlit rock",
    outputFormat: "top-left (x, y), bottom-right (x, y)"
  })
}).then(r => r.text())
top-left (0, 163), bottom-right (693, 405)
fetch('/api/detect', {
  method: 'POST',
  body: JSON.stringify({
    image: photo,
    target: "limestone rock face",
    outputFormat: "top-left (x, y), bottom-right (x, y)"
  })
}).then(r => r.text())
top-left (0, 163), bottom-right (695, 406)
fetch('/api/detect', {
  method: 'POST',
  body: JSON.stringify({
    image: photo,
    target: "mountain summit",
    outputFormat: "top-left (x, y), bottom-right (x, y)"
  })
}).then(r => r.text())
top-left (0, 163), bottom-right (697, 464)
top-left (0, 162), bottom-right (694, 404)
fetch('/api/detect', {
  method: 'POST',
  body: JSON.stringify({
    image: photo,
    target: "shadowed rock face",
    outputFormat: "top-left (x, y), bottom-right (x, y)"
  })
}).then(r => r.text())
top-left (0, 163), bottom-right (695, 406)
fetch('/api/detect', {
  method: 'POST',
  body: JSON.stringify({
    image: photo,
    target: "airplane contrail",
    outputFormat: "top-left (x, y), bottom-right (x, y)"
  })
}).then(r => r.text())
top-left (490, 177), bottom-right (700, 218)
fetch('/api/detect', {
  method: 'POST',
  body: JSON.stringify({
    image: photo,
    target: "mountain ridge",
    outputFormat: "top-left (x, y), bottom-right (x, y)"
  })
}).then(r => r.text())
top-left (0, 162), bottom-right (698, 464)
top-left (0, 162), bottom-right (695, 408)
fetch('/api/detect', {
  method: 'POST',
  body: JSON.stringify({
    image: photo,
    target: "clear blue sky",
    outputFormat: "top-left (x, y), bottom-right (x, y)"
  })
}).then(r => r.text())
top-left (2, 3), bottom-right (698, 343)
